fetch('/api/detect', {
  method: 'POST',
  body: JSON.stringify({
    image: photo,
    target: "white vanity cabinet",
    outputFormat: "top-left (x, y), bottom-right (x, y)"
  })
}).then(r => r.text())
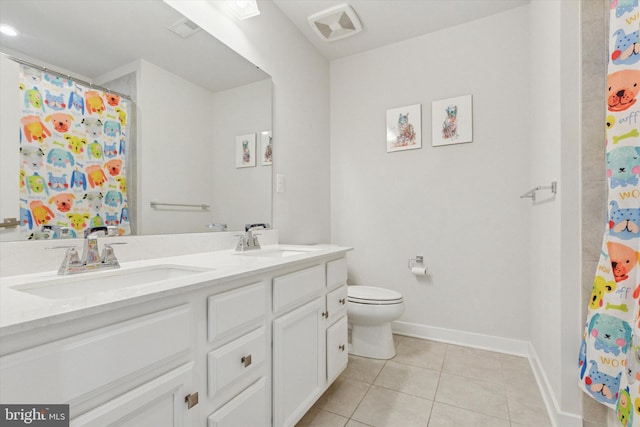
top-left (272, 258), bottom-right (349, 427)
top-left (0, 303), bottom-right (198, 427)
top-left (0, 248), bottom-right (350, 427)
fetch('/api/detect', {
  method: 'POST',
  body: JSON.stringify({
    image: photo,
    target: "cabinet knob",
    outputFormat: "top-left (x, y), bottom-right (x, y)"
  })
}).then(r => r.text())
top-left (322, 311), bottom-right (329, 318)
top-left (339, 298), bottom-right (346, 305)
top-left (185, 392), bottom-right (199, 409)
top-left (241, 354), bottom-right (252, 367)
top-left (339, 344), bottom-right (345, 352)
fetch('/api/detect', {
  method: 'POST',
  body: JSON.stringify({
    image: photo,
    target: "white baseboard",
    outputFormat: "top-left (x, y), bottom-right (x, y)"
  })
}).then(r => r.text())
top-left (391, 321), bottom-right (583, 427)
top-left (391, 320), bottom-right (529, 356)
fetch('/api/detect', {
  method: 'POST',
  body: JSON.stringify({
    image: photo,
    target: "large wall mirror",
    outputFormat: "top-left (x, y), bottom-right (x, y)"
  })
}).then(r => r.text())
top-left (0, 0), bottom-right (272, 242)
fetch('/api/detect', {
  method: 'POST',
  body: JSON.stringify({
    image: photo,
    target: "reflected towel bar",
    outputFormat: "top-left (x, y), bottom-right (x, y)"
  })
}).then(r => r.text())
top-left (520, 181), bottom-right (557, 202)
top-left (0, 218), bottom-right (20, 229)
top-left (150, 201), bottom-right (211, 210)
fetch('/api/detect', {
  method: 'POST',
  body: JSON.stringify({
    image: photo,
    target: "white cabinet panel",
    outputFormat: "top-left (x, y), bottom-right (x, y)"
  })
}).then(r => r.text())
top-left (207, 281), bottom-right (266, 342)
top-left (207, 377), bottom-right (268, 427)
top-left (0, 305), bottom-right (191, 404)
top-left (326, 258), bottom-right (347, 290)
top-left (273, 265), bottom-right (324, 313)
top-left (71, 363), bottom-right (194, 427)
top-left (326, 285), bottom-right (347, 323)
top-left (207, 327), bottom-right (266, 398)
top-left (326, 317), bottom-right (348, 383)
top-left (273, 297), bottom-right (325, 427)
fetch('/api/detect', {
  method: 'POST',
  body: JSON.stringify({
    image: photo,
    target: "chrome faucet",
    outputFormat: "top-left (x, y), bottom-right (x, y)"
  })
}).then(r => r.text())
top-left (235, 223), bottom-right (270, 252)
top-left (56, 226), bottom-right (121, 274)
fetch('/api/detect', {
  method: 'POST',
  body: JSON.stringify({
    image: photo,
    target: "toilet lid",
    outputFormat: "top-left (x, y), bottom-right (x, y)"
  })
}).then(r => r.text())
top-left (348, 286), bottom-right (403, 303)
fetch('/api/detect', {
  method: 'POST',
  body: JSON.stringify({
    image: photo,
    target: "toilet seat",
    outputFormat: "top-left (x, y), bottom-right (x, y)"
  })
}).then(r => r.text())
top-left (348, 286), bottom-right (403, 305)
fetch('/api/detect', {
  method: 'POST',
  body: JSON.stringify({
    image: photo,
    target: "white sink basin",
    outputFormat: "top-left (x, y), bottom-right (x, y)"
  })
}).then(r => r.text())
top-left (10, 264), bottom-right (213, 299)
top-left (236, 246), bottom-right (321, 258)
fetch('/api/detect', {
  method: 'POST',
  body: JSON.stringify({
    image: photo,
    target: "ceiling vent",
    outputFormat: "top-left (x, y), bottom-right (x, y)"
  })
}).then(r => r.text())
top-left (308, 4), bottom-right (362, 43)
top-left (168, 17), bottom-right (201, 38)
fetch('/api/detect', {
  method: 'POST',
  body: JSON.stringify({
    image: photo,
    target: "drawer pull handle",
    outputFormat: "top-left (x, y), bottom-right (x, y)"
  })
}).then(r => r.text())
top-left (322, 311), bottom-right (329, 318)
top-left (339, 298), bottom-right (346, 305)
top-left (339, 344), bottom-right (345, 352)
top-left (185, 392), bottom-right (199, 409)
top-left (241, 354), bottom-right (252, 367)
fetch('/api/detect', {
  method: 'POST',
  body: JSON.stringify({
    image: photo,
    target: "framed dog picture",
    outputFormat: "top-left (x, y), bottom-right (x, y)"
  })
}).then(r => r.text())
top-left (431, 95), bottom-right (473, 147)
top-left (235, 133), bottom-right (256, 168)
top-left (386, 104), bottom-right (422, 152)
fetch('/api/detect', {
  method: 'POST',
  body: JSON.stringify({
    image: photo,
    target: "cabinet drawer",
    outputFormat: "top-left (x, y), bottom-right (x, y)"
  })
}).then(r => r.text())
top-left (327, 258), bottom-right (347, 290)
top-left (326, 285), bottom-right (347, 322)
top-left (273, 265), bottom-right (325, 313)
top-left (207, 327), bottom-right (266, 398)
top-left (327, 316), bottom-right (348, 383)
top-left (0, 305), bottom-right (191, 404)
top-left (207, 377), bottom-right (268, 427)
top-left (208, 281), bottom-right (266, 342)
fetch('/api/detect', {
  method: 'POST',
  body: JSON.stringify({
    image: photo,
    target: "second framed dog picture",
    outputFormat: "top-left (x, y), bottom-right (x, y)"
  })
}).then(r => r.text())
top-left (431, 95), bottom-right (473, 147)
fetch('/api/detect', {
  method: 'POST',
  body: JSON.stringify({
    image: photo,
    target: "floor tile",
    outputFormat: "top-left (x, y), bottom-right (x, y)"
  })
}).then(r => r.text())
top-left (340, 355), bottom-right (386, 384)
top-left (301, 336), bottom-right (554, 427)
top-left (314, 377), bottom-right (370, 418)
top-left (392, 335), bottom-right (447, 371)
top-left (427, 402), bottom-right (510, 427)
top-left (351, 385), bottom-right (432, 427)
top-left (435, 373), bottom-right (509, 420)
top-left (373, 360), bottom-right (440, 400)
top-left (442, 344), bottom-right (505, 384)
top-left (296, 407), bottom-right (348, 427)
top-left (506, 383), bottom-right (553, 427)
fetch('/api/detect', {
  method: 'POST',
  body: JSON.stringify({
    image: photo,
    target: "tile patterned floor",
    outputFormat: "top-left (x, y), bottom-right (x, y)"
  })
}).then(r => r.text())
top-left (296, 335), bottom-right (553, 427)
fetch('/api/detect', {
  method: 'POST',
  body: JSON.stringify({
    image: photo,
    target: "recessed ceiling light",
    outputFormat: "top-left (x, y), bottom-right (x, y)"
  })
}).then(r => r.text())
top-left (226, 0), bottom-right (260, 20)
top-left (0, 24), bottom-right (18, 37)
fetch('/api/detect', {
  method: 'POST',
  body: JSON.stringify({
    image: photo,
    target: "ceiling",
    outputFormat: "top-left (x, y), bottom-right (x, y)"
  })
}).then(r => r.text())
top-left (272, 0), bottom-right (530, 60)
top-left (0, 0), bottom-right (269, 93)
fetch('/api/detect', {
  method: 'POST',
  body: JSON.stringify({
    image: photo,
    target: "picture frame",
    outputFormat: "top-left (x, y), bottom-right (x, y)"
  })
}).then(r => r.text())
top-left (260, 130), bottom-right (273, 166)
top-left (386, 104), bottom-right (422, 152)
top-left (431, 95), bottom-right (473, 147)
top-left (235, 133), bottom-right (256, 168)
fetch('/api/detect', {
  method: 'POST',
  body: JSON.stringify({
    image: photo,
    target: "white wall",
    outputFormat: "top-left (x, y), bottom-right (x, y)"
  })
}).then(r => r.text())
top-left (0, 56), bottom-right (20, 242)
top-left (211, 79), bottom-right (272, 231)
top-left (529, 0), bottom-right (582, 423)
top-left (164, 0), bottom-right (331, 244)
top-left (330, 7), bottom-right (531, 341)
top-left (136, 60), bottom-right (215, 235)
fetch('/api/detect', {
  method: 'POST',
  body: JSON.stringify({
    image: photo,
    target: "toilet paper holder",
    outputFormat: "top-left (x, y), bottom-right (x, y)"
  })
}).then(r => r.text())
top-left (408, 256), bottom-right (424, 269)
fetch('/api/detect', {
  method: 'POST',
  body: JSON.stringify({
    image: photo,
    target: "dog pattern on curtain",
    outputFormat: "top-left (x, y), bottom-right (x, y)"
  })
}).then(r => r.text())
top-left (580, 1), bottom-right (640, 425)
top-left (18, 65), bottom-right (131, 239)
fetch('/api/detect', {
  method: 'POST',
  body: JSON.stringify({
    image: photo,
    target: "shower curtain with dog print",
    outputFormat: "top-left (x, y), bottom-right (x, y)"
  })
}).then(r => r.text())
top-left (18, 65), bottom-right (131, 240)
top-left (579, 1), bottom-right (640, 425)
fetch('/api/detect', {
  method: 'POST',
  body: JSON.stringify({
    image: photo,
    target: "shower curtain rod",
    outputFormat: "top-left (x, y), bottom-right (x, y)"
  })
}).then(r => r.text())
top-left (1, 52), bottom-right (132, 100)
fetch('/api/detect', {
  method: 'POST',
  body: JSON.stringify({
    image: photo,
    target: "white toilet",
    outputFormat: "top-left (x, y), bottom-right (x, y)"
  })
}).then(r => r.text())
top-left (347, 285), bottom-right (405, 359)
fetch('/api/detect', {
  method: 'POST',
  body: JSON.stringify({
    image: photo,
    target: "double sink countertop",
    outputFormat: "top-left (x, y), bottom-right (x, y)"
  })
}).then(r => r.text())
top-left (0, 244), bottom-right (351, 337)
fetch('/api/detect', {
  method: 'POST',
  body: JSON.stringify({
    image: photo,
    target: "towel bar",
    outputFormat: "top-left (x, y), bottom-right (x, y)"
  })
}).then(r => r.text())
top-left (520, 181), bottom-right (557, 202)
top-left (150, 201), bottom-right (210, 210)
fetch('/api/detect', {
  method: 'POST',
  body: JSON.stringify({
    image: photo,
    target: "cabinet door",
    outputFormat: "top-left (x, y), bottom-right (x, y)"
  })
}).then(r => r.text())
top-left (326, 316), bottom-right (349, 383)
top-left (207, 377), bottom-right (268, 427)
top-left (71, 363), bottom-right (195, 427)
top-left (273, 297), bottom-right (325, 427)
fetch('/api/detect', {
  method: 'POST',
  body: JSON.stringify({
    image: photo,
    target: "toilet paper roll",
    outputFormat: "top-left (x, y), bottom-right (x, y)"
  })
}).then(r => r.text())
top-left (411, 266), bottom-right (428, 276)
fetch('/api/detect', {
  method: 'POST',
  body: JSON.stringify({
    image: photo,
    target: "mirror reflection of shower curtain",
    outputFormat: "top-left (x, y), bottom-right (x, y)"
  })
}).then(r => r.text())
top-left (579, 1), bottom-right (640, 424)
top-left (18, 65), bottom-right (131, 240)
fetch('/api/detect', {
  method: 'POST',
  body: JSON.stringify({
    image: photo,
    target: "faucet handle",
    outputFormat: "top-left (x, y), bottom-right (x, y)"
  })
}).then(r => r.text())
top-left (101, 244), bottom-right (121, 267)
top-left (57, 247), bottom-right (82, 275)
